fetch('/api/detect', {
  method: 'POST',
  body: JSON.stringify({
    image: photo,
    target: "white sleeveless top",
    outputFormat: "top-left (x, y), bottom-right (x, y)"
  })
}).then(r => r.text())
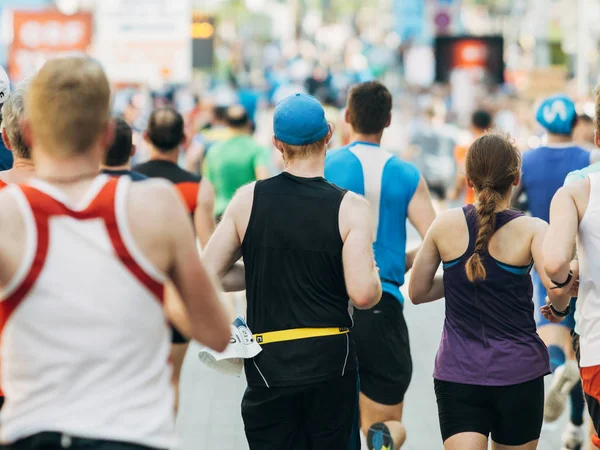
top-left (577, 172), bottom-right (600, 368)
top-left (0, 175), bottom-right (174, 448)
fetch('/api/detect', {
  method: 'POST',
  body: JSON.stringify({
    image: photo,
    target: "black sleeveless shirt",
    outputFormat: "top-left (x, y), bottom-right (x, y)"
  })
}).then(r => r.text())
top-left (242, 172), bottom-right (356, 387)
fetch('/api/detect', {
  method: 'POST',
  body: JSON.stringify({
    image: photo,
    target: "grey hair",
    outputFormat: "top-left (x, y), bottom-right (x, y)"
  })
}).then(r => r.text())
top-left (1, 82), bottom-right (29, 159)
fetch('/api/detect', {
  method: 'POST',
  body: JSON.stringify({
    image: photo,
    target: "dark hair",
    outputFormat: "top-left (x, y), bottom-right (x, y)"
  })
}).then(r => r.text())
top-left (471, 110), bottom-right (492, 130)
top-left (465, 133), bottom-right (522, 282)
top-left (226, 105), bottom-right (249, 128)
top-left (347, 81), bottom-right (392, 135)
top-left (105, 117), bottom-right (133, 166)
top-left (214, 105), bottom-right (228, 122)
top-left (146, 107), bottom-right (184, 152)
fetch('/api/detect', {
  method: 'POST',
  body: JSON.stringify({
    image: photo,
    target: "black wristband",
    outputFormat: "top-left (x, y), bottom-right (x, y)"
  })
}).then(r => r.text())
top-left (550, 303), bottom-right (571, 318)
top-left (550, 271), bottom-right (573, 290)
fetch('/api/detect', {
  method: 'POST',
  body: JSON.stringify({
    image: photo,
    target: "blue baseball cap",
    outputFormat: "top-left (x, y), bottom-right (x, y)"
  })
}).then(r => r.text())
top-left (536, 94), bottom-right (577, 135)
top-left (273, 93), bottom-right (329, 145)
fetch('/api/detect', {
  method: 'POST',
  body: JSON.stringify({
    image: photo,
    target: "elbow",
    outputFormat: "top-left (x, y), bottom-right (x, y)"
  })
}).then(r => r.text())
top-left (200, 325), bottom-right (231, 353)
top-left (544, 257), bottom-right (570, 281)
top-left (350, 283), bottom-right (382, 310)
top-left (408, 282), bottom-right (423, 305)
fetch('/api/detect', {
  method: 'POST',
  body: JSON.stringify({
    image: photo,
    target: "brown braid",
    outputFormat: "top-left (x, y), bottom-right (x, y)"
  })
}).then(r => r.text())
top-left (464, 133), bottom-right (522, 282)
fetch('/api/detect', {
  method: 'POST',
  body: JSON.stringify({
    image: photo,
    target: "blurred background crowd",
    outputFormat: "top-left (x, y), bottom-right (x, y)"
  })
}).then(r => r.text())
top-left (0, 0), bottom-right (599, 206)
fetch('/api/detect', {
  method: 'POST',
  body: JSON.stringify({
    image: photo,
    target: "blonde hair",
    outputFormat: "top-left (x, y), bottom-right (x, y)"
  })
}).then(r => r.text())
top-left (279, 136), bottom-right (328, 162)
top-left (26, 57), bottom-right (110, 157)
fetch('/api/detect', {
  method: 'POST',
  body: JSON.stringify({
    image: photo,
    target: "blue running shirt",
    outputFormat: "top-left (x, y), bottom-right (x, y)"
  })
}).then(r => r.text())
top-left (325, 142), bottom-right (420, 303)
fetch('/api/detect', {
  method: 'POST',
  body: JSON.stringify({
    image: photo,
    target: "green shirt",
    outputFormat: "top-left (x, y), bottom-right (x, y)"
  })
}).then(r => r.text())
top-left (203, 135), bottom-right (270, 216)
top-left (564, 161), bottom-right (600, 334)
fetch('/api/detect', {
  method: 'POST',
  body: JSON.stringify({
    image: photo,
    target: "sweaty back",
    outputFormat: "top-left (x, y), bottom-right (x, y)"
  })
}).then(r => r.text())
top-left (242, 172), bottom-right (354, 387)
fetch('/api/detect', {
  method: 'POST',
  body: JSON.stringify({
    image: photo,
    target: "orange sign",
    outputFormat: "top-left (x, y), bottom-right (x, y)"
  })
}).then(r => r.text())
top-left (8, 10), bottom-right (93, 81)
top-left (451, 40), bottom-right (488, 69)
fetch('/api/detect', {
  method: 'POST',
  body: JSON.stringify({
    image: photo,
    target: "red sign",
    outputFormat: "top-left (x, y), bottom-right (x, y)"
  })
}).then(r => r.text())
top-left (8, 10), bottom-right (93, 81)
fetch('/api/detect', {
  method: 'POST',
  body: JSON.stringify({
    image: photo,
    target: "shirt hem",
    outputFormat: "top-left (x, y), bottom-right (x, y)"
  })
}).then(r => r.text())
top-left (432, 369), bottom-right (550, 387)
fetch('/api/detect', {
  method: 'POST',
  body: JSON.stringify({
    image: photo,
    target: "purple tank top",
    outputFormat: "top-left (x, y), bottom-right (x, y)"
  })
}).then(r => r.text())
top-left (434, 205), bottom-right (550, 386)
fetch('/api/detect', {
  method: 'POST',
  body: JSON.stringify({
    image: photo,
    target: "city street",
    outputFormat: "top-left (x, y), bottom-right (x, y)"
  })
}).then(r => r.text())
top-left (175, 226), bottom-right (574, 449)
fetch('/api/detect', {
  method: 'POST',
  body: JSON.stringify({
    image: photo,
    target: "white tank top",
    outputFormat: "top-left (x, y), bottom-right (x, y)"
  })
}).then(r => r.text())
top-left (0, 175), bottom-right (174, 448)
top-left (577, 172), bottom-right (600, 368)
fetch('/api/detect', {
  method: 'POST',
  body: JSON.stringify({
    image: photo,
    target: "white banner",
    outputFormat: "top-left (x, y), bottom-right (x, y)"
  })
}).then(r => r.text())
top-left (93, 0), bottom-right (192, 85)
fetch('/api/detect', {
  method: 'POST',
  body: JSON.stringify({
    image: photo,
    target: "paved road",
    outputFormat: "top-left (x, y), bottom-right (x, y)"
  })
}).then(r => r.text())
top-left (175, 225), bottom-right (579, 449)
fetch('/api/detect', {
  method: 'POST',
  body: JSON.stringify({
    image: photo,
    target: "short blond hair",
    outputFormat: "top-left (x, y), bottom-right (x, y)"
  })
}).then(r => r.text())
top-left (279, 135), bottom-right (328, 162)
top-left (26, 57), bottom-right (110, 157)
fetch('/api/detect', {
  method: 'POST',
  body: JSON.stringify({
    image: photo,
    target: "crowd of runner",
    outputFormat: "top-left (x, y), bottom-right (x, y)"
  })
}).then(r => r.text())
top-left (0, 56), bottom-right (599, 450)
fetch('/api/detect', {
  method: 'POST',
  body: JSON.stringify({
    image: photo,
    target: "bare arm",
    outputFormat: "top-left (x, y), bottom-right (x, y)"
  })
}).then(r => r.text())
top-left (164, 186), bottom-right (230, 352)
top-left (408, 219), bottom-right (444, 304)
top-left (194, 178), bottom-right (216, 248)
top-left (406, 176), bottom-right (436, 271)
top-left (534, 216), bottom-right (575, 312)
top-left (339, 193), bottom-right (382, 309)
top-left (254, 165), bottom-right (270, 180)
top-left (203, 183), bottom-right (255, 292)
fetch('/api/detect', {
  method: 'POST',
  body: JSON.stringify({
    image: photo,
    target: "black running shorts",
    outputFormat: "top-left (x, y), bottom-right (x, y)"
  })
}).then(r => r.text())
top-left (434, 377), bottom-right (544, 446)
top-left (352, 292), bottom-right (412, 405)
top-left (242, 370), bottom-right (360, 450)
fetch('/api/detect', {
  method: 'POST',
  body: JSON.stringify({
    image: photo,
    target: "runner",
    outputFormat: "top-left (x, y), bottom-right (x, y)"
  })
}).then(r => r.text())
top-left (134, 106), bottom-right (217, 412)
top-left (449, 109), bottom-right (492, 205)
top-left (101, 117), bottom-right (147, 181)
top-left (0, 57), bottom-right (230, 450)
top-left (325, 81), bottom-right (436, 450)
top-left (409, 132), bottom-right (575, 450)
top-left (0, 82), bottom-right (35, 412)
top-left (542, 140), bottom-right (600, 450)
top-left (513, 94), bottom-right (590, 430)
top-left (202, 105), bottom-right (269, 221)
top-left (204, 93), bottom-right (382, 449)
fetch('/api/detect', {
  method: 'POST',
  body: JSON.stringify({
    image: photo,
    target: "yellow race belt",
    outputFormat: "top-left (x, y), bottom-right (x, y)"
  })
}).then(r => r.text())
top-left (254, 327), bottom-right (349, 345)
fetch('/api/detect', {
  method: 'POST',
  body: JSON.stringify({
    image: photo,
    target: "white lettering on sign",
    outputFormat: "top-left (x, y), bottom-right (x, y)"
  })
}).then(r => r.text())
top-left (19, 19), bottom-right (85, 48)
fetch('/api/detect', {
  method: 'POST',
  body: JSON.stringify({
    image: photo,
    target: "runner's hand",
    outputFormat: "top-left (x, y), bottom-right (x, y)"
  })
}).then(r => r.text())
top-left (540, 297), bottom-right (566, 324)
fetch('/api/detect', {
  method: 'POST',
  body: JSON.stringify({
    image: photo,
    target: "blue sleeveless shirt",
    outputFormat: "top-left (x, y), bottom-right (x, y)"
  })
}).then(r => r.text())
top-left (434, 205), bottom-right (550, 386)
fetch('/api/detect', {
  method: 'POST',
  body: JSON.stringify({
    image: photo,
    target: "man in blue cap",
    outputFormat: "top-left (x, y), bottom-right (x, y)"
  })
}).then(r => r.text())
top-left (204, 93), bottom-right (382, 449)
top-left (513, 93), bottom-right (589, 447)
top-left (325, 81), bottom-right (436, 450)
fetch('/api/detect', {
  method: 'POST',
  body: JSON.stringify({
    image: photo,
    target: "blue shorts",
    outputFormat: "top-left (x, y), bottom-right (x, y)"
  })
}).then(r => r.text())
top-left (533, 269), bottom-right (576, 329)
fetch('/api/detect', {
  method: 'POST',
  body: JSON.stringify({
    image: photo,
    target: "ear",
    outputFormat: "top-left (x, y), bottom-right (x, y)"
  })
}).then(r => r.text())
top-left (595, 130), bottom-right (600, 149)
top-left (131, 143), bottom-right (137, 158)
top-left (20, 119), bottom-right (33, 150)
top-left (344, 108), bottom-right (350, 125)
top-left (513, 173), bottom-right (521, 187)
top-left (143, 130), bottom-right (150, 144)
top-left (1, 127), bottom-right (12, 152)
top-left (272, 136), bottom-right (284, 154)
top-left (385, 113), bottom-right (392, 129)
top-left (466, 178), bottom-right (474, 189)
top-left (325, 123), bottom-right (334, 144)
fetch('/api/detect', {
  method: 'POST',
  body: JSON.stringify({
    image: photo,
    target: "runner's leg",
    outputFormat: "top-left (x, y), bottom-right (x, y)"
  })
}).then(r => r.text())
top-left (360, 395), bottom-right (406, 449)
top-left (170, 342), bottom-right (188, 413)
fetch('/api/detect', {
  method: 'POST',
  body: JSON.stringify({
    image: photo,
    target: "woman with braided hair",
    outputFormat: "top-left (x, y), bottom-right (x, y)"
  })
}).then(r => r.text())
top-left (409, 133), bottom-right (576, 450)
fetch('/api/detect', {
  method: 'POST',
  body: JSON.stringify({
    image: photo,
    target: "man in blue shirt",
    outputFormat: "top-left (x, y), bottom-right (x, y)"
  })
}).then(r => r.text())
top-left (513, 94), bottom-right (589, 444)
top-left (325, 81), bottom-right (436, 450)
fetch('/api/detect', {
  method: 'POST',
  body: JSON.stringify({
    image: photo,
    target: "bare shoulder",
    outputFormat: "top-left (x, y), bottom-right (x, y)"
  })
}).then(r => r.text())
top-left (128, 178), bottom-right (188, 232)
top-left (340, 191), bottom-right (369, 216)
top-left (431, 208), bottom-right (466, 232)
top-left (0, 186), bottom-right (24, 226)
top-left (231, 182), bottom-right (256, 205)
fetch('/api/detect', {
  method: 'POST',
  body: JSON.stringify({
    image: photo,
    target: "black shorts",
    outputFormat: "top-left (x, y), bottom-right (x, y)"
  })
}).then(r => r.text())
top-left (352, 291), bottom-right (412, 405)
top-left (170, 324), bottom-right (188, 344)
top-left (242, 370), bottom-right (360, 450)
top-left (434, 377), bottom-right (544, 446)
top-left (0, 432), bottom-right (161, 450)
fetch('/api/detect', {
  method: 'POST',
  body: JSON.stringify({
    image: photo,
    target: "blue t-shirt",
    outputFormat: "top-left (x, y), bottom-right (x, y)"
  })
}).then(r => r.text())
top-left (325, 142), bottom-right (420, 303)
top-left (521, 145), bottom-right (590, 222)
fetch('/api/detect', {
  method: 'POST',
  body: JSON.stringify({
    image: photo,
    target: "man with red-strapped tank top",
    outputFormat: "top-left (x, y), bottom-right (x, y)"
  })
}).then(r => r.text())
top-left (0, 57), bottom-right (230, 450)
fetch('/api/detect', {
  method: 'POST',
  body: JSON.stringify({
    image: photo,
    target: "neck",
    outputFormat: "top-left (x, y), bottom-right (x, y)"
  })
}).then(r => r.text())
top-left (284, 155), bottom-right (325, 178)
top-left (34, 149), bottom-right (102, 182)
top-left (351, 131), bottom-right (383, 146)
top-left (101, 163), bottom-right (130, 172)
top-left (150, 147), bottom-right (179, 164)
top-left (547, 133), bottom-right (572, 144)
top-left (12, 156), bottom-right (35, 173)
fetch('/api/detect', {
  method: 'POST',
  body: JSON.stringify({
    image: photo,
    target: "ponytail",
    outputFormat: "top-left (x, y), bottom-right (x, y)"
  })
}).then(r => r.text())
top-left (465, 185), bottom-right (501, 282)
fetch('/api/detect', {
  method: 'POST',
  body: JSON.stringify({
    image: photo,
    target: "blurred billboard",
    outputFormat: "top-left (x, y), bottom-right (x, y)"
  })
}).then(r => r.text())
top-left (93, 0), bottom-right (192, 86)
top-left (8, 9), bottom-right (92, 81)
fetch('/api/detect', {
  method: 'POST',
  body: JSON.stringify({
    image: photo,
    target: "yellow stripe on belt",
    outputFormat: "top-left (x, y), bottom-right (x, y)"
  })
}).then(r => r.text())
top-left (254, 327), bottom-right (349, 345)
